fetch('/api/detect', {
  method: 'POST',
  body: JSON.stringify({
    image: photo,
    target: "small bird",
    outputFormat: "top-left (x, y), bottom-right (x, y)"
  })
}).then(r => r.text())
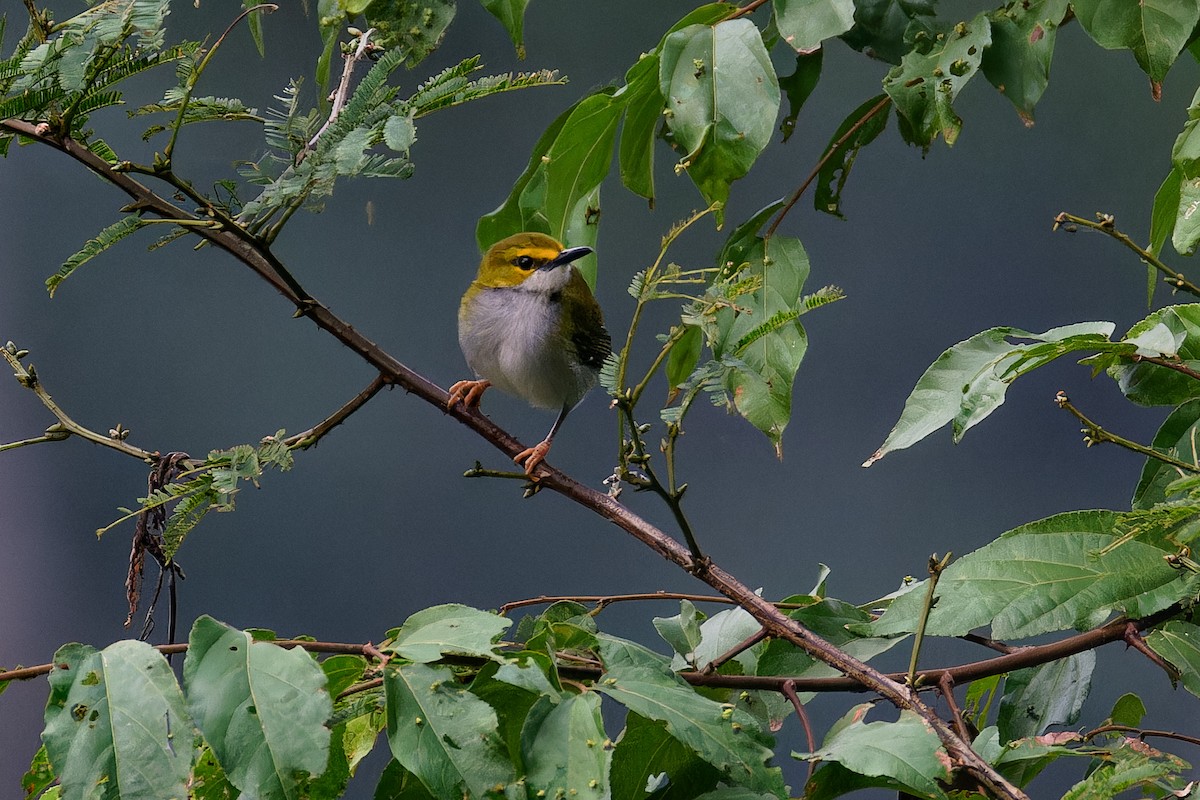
top-left (448, 232), bottom-right (612, 476)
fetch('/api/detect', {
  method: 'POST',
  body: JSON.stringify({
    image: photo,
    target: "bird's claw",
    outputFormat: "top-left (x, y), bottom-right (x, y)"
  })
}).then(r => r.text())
top-left (447, 379), bottom-right (491, 410)
top-left (514, 440), bottom-right (552, 479)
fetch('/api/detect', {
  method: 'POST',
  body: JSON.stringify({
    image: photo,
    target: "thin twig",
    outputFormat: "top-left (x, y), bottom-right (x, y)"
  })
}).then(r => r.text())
top-left (938, 673), bottom-right (972, 743)
top-left (1123, 621), bottom-right (1181, 683)
top-left (1056, 391), bottom-right (1200, 473)
top-left (764, 96), bottom-right (893, 241)
top-left (1131, 353), bottom-right (1200, 382)
top-left (702, 629), bottom-right (767, 673)
top-left (1083, 725), bottom-right (1200, 749)
top-left (907, 552), bottom-right (952, 688)
top-left (1053, 212), bottom-right (1200, 299)
top-left (1, 347), bottom-right (157, 462)
top-left (498, 592), bottom-right (814, 616)
top-left (960, 632), bottom-right (1020, 655)
top-left (303, 27), bottom-right (377, 156)
top-left (781, 679), bottom-right (818, 781)
top-left (285, 374), bottom-right (388, 449)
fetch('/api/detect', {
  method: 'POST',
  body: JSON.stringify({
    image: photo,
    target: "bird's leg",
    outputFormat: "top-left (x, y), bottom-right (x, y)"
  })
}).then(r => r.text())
top-left (515, 405), bottom-right (570, 477)
top-left (446, 379), bottom-right (491, 409)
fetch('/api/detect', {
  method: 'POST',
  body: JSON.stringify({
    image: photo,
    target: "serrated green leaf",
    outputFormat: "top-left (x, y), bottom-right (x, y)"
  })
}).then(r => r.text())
top-left (522, 694), bottom-right (610, 799)
top-left (883, 14), bottom-right (991, 149)
top-left (796, 705), bottom-right (949, 800)
top-left (610, 712), bottom-right (723, 800)
top-left (997, 652), bottom-right (1094, 741)
top-left (481, 0), bottom-right (529, 59)
top-left (43, 640), bottom-right (195, 800)
top-left (660, 19), bottom-right (780, 220)
top-left (47, 214), bottom-right (146, 297)
top-left (184, 615), bottom-right (331, 800)
top-left (654, 600), bottom-right (706, 663)
top-left (1132, 398), bottom-right (1200, 508)
top-left (1147, 620), bottom-right (1200, 697)
top-left (1072, 0), bottom-right (1199, 86)
top-left (980, 0), bottom-right (1068, 124)
top-left (1109, 305), bottom-right (1200, 405)
top-left (594, 634), bottom-right (785, 798)
top-left (1060, 739), bottom-right (1186, 799)
top-left (774, 0), bottom-right (855, 54)
top-left (384, 603), bottom-right (511, 662)
top-left (861, 510), bottom-right (1199, 639)
top-left (864, 322), bottom-right (1119, 466)
top-left (814, 94), bottom-right (888, 218)
top-left (384, 662), bottom-right (515, 798)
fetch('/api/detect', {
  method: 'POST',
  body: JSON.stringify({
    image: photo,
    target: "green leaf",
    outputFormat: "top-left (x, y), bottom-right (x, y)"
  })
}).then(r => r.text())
top-left (373, 759), bottom-right (438, 800)
top-left (480, 0), bottom-right (529, 59)
top-left (777, 51), bottom-right (822, 142)
top-left (672, 605), bottom-right (760, 672)
top-left (21, 745), bottom-right (55, 799)
top-left (708, 223), bottom-right (812, 455)
top-left (1060, 740), bottom-right (1187, 799)
top-left (191, 743), bottom-right (238, 800)
top-left (522, 694), bottom-right (611, 799)
top-left (1170, 89), bottom-right (1200, 254)
top-left (839, 0), bottom-right (937, 64)
top-left (653, 600), bottom-right (706, 663)
top-left (1132, 398), bottom-right (1200, 508)
top-left (618, 54), bottom-right (664, 203)
top-left (1108, 305), bottom-right (1200, 405)
top-left (863, 322), bottom-right (1118, 466)
top-left (795, 705), bottom-right (950, 800)
top-left (1146, 620), bottom-right (1200, 697)
top-left (610, 712), bottom-right (723, 800)
top-left (813, 94), bottom-right (888, 218)
top-left (996, 652), bottom-right (1094, 741)
top-left (47, 214), bottom-right (146, 297)
top-left (42, 640), bottom-right (195, 800)
top-left (384, 603), bottom-right (512, 662)
top-left (882, 14), bottom-right (992, 149)
top-left (1107, 693), bottom-right (1147, 728)
top-left (980, 0), bottom-right (1068, 125)
top-left (323, 654), bottom-right (369, 698)
top-left (1150, 167), bottom-right (1182, 259)
top-left (660, 19), bottom-right (781, 220)
top-left (244, 0), bottom-right (267, 56)
top-left (384, 662), bottom-right (516, 798)
top-left (594, 634), bottom-right (786, 797)
top-left (184, 615), bottom-right (332, 800)
top-left (383, 112), bottom-right (416, 153)
top-left (666, 324), bottom-right (704, 394)
top-left (1072, 0), bottom-right (1199, 86)
top-left (774, 0), bottom-right (855, 53)
top-left (861, 510), bottom-right (1198, 639)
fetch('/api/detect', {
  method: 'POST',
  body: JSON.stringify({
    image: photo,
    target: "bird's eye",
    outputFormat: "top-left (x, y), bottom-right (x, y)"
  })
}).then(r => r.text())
top-left (515, 255), bottom-right (535, 270)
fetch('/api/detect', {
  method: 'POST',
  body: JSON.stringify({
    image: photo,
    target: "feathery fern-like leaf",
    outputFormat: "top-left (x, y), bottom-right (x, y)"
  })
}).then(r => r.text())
top-left (47, 214), bottom-right (146, 297)
top-left (733, 309), bottom-right (801, 354)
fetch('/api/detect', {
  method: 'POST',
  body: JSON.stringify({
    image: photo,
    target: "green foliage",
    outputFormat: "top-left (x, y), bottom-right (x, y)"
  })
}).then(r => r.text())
top-left (979, 0), bottom-right (1068, 125)
top-left (1072, 0), bottom-right (1199, 87)
top-left (46, 214), bottom-right (146, 297)
top-left (996, 653), bottom-right (1094, 741)
top-left (814, 94), bottom-right (888, 218)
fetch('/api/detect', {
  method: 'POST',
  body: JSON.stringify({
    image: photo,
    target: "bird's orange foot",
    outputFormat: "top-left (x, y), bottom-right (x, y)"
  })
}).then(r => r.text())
top-left (514, 440), bottom-right (552, 478)
top-left (447, 379), bottom-right (491, 410)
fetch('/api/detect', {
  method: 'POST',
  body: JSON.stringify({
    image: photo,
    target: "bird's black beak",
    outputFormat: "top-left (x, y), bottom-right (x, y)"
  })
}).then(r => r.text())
top-left (543, 245), bottom-right (593, 270)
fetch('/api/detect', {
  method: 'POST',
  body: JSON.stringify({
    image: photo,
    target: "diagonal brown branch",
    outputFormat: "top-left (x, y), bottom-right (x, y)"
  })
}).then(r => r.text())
top-left (2, 116), bottom-right (1027, 800)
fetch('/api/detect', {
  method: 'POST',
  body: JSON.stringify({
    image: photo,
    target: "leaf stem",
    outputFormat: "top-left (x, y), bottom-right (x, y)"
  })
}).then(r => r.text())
top-left (906, 552), bottom-right (951, 688)
top-left (1055, 391), bottom-right (1200, 473)
top-left (284, 374), bottom-right (388, 449)
top-left (1054, 211), bottom-right (1200, 298)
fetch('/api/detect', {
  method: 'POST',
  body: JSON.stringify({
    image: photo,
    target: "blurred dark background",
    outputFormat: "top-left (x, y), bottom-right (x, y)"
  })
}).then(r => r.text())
top-left (2, 0), bottom-right (1197, 795)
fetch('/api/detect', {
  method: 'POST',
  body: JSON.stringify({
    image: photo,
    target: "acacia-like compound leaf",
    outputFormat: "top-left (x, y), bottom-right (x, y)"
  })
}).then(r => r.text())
top-left (996, 652), bottom-right (1095, 742)
top-left (882, 13), bottom-right (992, 149)
top-left (1146, 620), bottom-right (1200, 698)
top-left (47, 214), bottom-right (146, 297)
top-left (864, 322), bottom-right (1118, 466)
top-left (184, 615), bottom-right (332, 800)
top-left (979, 0), bottom-right (1068, 125)
top-left (659, 19), bottom-right (780, 221)
top-left (861, 510), bottom-right (1200, 640)
top-left (522, 693), bottom-right (611, 799)
top-left (384, 662), bottom-right (515, 798)
top-left (383, 603), bottom-right (512, 662)
top-left (1072, 0), bottom-right (1199, 87)
top-left (594, 634), bottom-right (786, 798)
top-left (796, 705), bottom-right (950, 800)
top-left (774, 0), bottom-right (855, 54)
top-left (43, 640), bottom-right (195, 800)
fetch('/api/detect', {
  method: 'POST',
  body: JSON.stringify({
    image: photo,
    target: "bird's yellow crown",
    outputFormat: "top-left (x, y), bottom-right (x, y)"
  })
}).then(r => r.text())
top-left (474, 232), bottom-right (570, 288)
